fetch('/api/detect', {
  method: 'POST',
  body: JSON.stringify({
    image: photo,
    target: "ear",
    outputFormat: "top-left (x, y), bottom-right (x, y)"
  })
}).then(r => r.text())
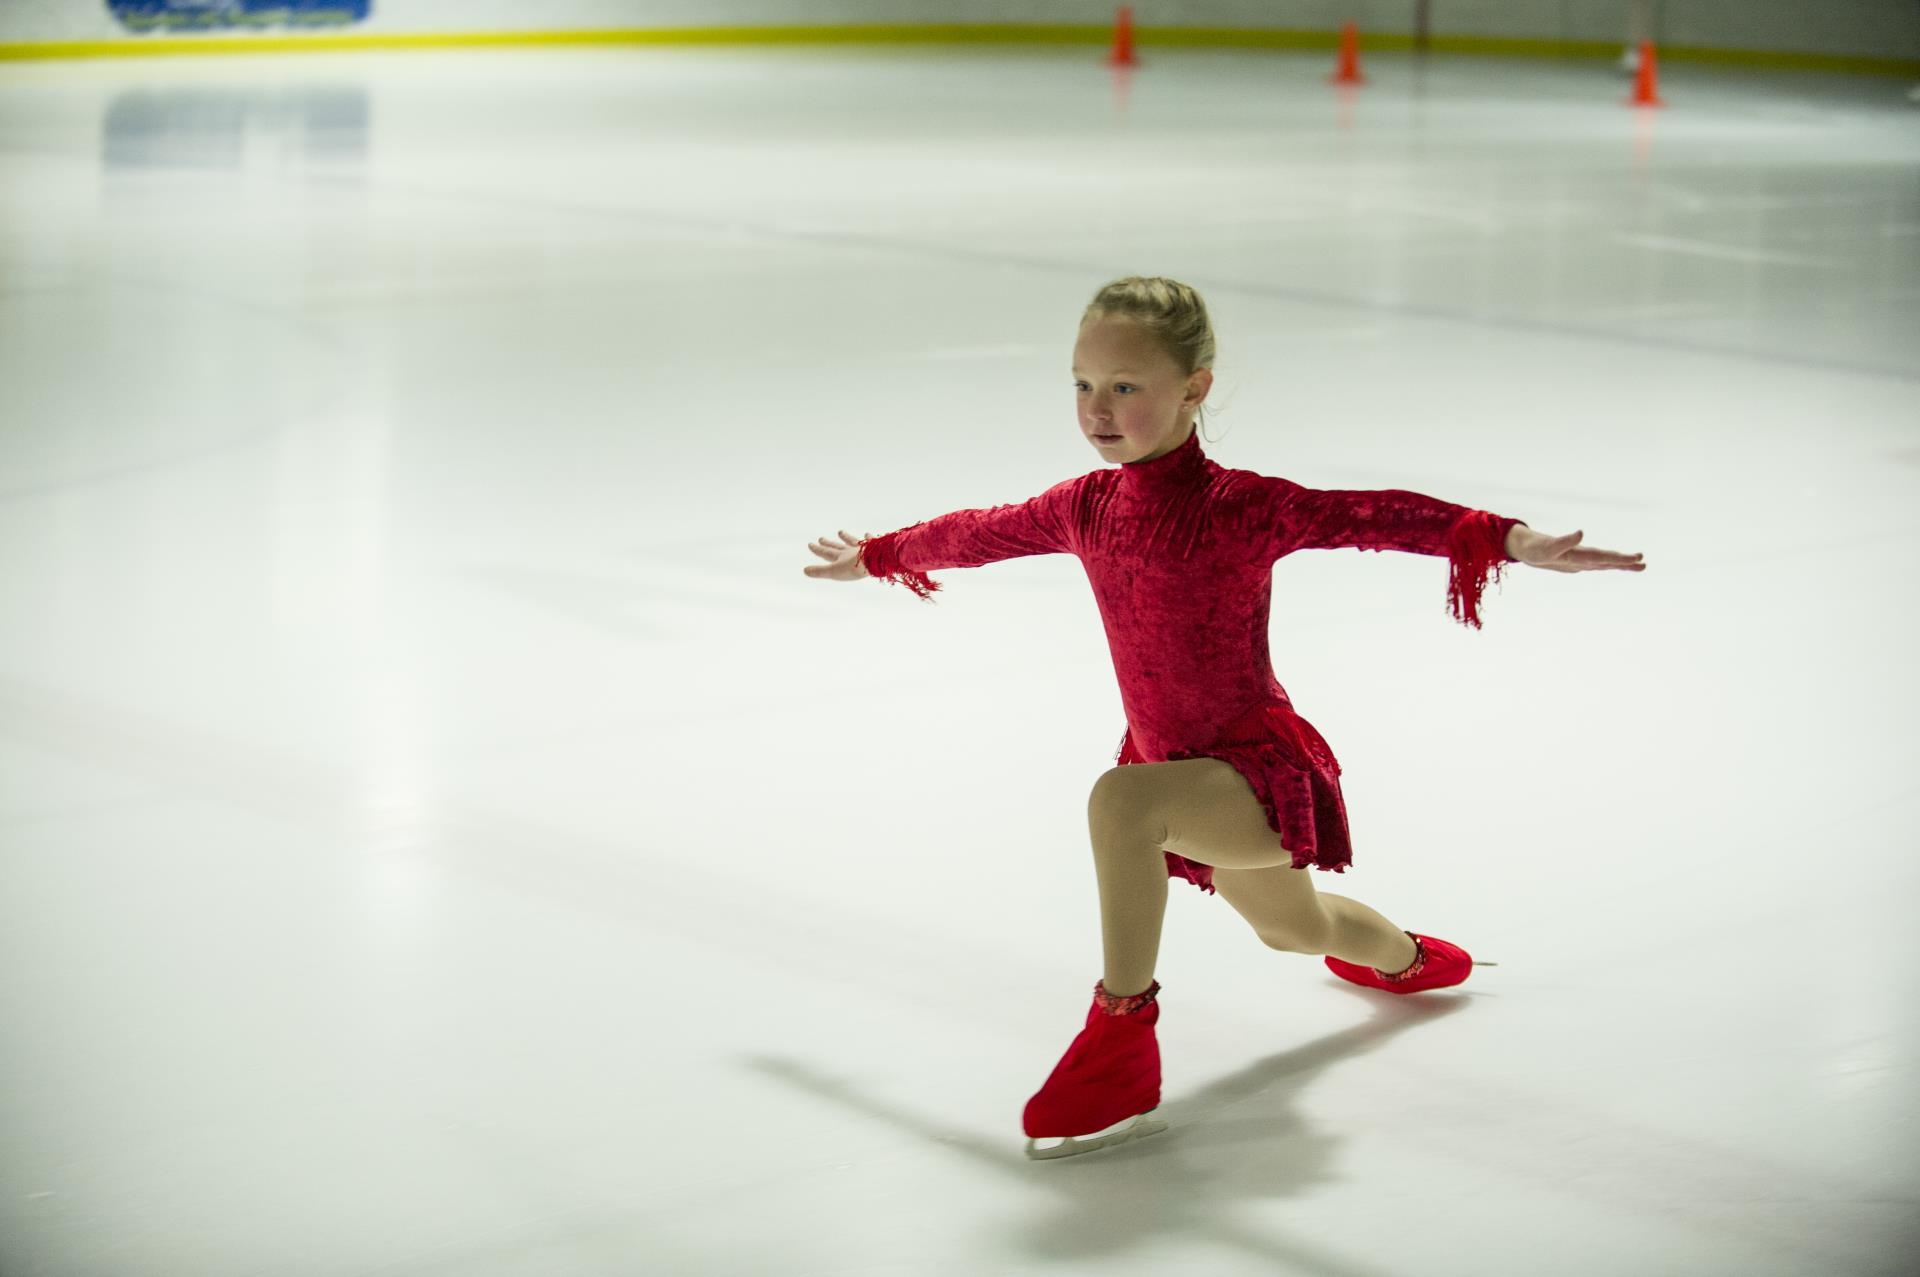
top-left (1186, 367), bottom-right (1213, 407)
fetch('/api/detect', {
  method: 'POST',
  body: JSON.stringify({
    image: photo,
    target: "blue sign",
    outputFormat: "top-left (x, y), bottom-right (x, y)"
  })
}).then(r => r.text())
top-left (108, 1), bottom-right (372, 33)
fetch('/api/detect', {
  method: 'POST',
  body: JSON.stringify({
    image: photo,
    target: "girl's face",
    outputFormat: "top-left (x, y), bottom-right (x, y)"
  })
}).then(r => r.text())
top-left (1072, 314), bottom-right (1212, 463)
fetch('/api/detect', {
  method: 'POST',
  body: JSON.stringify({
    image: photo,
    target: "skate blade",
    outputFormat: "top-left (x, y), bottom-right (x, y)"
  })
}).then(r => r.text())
top-left (1024, 1111), bottom-right (1167, 1161)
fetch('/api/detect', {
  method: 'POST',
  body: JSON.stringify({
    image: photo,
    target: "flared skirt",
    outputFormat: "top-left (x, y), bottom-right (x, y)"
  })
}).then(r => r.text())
top-left (1114, 697), bottom-right (1354, 894)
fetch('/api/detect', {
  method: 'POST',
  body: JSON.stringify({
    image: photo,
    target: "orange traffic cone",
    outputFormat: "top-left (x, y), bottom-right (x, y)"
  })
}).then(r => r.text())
top-left (1107, 6), bottom-right (1138, 68)
top-left (1330, 21), bottom-right (1365, 85)
top-left (1629, 40), bottom-right (1664, 106)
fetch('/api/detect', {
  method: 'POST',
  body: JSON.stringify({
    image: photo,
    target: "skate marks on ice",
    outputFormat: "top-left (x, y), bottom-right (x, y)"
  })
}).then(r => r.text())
top-left (0, 676), bottom-right (1098, 1070)
top-left (741, 997), bottom-right (1467, 1268)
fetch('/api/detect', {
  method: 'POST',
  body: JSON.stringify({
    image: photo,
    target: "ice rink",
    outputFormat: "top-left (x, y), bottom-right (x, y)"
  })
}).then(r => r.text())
top-left (2, 40), bottom-right (1917, 1276)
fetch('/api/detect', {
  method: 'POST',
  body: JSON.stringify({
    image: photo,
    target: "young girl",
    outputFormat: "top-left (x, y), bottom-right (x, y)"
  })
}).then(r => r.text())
top-left (803, 276), bottom-right (1645, 1161)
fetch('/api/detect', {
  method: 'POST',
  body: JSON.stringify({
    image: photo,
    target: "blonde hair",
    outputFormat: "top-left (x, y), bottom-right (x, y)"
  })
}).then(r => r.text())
top-left (1080, 275), bottom-right (1220, 440)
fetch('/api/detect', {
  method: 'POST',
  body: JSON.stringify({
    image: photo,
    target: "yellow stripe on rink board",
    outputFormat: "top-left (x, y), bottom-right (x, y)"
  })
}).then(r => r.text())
top-left (1, 24), bottom-right (1916, 77)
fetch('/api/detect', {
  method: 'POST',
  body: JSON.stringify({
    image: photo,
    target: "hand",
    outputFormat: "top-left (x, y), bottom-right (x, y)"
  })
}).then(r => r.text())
top-left (1506, 525), bottom-right (1645, 573)
top-left (803, 529), bottom-right (872, 582)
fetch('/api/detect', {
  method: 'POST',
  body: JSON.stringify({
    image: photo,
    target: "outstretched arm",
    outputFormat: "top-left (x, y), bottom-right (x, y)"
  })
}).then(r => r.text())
top-left (1248, 476), bottom-right (1524, 627)
top-left (1249, 475), bottom-right (1644, 627)
top-left (805, 476), bottom-right (1081, 602)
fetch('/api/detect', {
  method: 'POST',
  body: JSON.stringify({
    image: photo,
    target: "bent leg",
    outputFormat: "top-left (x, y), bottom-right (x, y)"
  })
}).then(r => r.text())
top-left (1109, 755), bottom-right (1418, 974)
top-left (1089, 757), bottom-right (1423, 996)
top-left (1212, 866), bottom-right (1419, 974)
top-left (1087, 755), bottom-right (1306, 999)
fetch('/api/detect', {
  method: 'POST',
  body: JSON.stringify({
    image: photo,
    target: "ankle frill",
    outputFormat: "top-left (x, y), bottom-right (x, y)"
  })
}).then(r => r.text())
top-left (1093, 979), bottom-right (1161, 1016)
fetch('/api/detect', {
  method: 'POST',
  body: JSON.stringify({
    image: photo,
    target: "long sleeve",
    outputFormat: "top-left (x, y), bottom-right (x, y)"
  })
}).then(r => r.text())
top-left (1245, 474), bottom-right (1527, 629)
top-left (858, 476), bottom-right (1080, 602)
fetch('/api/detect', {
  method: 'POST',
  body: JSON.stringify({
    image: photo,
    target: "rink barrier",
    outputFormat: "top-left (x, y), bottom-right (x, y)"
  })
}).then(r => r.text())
top-left (3, 25), bottom-right (1917, 77)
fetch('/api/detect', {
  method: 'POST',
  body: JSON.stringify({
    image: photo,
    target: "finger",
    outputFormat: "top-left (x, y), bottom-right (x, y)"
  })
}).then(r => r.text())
top-left (1565, 548), bottom-right (1643, 567)
top-left (1543, 530), bottom-right (1582, 554)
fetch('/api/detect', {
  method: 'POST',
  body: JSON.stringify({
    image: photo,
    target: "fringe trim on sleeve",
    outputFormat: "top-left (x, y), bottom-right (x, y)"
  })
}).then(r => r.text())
top-left (1444, 510), bottom-right (1512, 630)
top-left (859, 531), bottom-right (942, 602)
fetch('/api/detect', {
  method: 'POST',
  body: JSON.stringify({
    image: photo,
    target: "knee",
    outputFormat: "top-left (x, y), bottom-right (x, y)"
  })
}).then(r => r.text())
top-left (1087, 767), bottom-right (1136, 820)
top-left (1087, 767), bottom-right (1168, 846)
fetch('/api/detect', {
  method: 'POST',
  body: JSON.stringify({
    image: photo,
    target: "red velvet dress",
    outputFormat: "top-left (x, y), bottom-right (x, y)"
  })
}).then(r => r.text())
top-left (857, 425), bottom-right (1525, 891)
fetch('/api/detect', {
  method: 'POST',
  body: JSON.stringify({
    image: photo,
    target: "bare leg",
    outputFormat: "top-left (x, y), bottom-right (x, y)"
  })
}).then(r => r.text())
top-left (1211, 868), bottom-right (1419, 974)
top-left (1088, 755), bottom-right (1416, 996)
top-left (1085, 779), bottom-right (1171, 998)
top-left (1318, 892), bottom-right (1421, 973)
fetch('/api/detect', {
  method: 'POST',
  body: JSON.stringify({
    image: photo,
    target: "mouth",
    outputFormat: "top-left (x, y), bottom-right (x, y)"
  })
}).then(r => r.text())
top-left (1093, 434), bottom-right (1122, 444)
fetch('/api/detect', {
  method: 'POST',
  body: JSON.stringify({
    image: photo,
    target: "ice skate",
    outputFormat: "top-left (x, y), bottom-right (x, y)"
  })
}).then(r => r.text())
top-left (1324, 931), bottom-right (1486, 994)
top-left (1023, 980), bottom-right (1168, 1160)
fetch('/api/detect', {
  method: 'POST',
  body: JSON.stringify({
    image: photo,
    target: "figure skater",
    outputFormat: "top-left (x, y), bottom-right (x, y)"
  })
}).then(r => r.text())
top-left (802, 276), bottom-right (1645, 1160)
